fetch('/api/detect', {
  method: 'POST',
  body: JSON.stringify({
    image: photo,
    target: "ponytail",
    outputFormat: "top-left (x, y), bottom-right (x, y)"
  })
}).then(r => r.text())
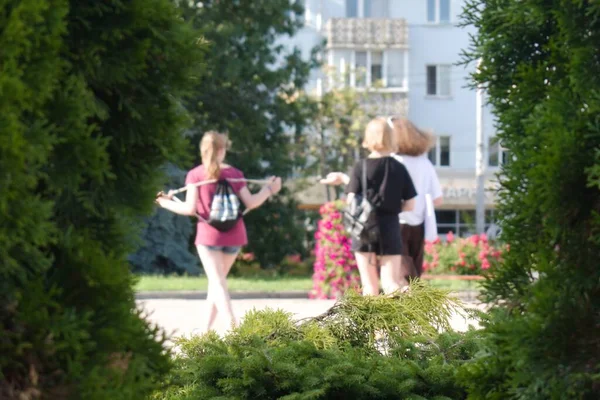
top-left (200, 131), bottom-right (229, 179)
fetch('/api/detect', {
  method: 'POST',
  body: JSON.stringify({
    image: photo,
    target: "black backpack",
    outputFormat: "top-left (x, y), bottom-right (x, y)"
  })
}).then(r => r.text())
top-left (198, 179), bottom-right (242, 232)
top-left (343, 160), bottom-right (382, 244)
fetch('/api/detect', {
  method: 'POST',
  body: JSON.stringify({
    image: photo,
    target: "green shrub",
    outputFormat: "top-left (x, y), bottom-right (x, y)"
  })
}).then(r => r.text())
top-left (461, 0), bottom-right (600, 398)
top-left (230, 252), bottom-right (314, 278)
top-left (1, 1), bottom-right (204, 398)
top-left (154, 283), bottom-right (483, 400)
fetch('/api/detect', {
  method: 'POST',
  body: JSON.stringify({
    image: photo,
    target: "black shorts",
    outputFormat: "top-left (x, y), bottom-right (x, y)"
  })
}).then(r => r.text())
top-left (351, 215), bottom-right (402, 256)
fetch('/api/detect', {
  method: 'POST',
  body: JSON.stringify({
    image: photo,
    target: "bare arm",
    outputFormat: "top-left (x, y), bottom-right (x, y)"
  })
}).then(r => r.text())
top-left (402, 198), bottom-right (415, 212)
top-left (238, 177), bottom-right (282, 210)
top-left (156, 184), bottom-right (197, 216)
top-left (433, 196), bottom-right (443, 207)
top-left (320, 172), bottom-right (350, 186)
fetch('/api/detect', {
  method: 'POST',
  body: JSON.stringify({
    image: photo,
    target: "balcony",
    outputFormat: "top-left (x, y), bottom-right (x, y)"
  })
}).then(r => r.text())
top-left (325, 18), bottom-right (408, 50)
top-left (359, 92), bottom-right (408, 117)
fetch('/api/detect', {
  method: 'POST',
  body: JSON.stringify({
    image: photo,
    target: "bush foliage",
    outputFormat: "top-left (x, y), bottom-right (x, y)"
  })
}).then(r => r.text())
top-left (154, 283), bottom-right (483, 400)
top-left (1, 1), bottom-right (203, 398)
top-left (461, 0), bottom-right (600, 398)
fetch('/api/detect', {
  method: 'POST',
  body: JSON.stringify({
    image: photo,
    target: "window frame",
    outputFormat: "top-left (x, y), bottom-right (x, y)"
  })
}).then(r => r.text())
top-left (426, 64), bottom-right (452, 97)
top-left (427, 0), bottom-right (451, 24)
top-left (332, 49), bottom-right (407, 90)
top-left (428, 135), bottom-right (451, 167)
top-left (435, 209), bottom-right (498, 238)
top-left (347, 0), bottom-right (390, 18)
top-left (488, 136), bottom-right (507, 167)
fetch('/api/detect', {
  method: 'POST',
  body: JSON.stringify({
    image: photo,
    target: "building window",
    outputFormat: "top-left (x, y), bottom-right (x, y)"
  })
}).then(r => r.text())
top-left (355, 51), bottom-right (368, 87)
top-left (387, 50), bottom-right (404, 87)
top-left (435, 209), bottom-right (498, 237)
top-left (332, 49), bottom-right (406, 89)
top-left (488, 136), bottom-right (508, 167)
top-left (371, 51), bottom-right (383, 83)
top-left (347, 0), bottom-right (389, 18)
top-left (426, 65), bottom-right (451, 96)
top-left (364, 0), bottom-right (389, 18)
top-left (346, 0), bottom-right (358, 17)
top-left (428, 135), bottom-right (451, 166)
top-left (427, 0), bottom-right (451, 23)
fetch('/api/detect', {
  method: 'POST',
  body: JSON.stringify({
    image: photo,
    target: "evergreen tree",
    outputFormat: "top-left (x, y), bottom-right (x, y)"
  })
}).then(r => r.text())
top-left (178, 0), bottom-right (319, 265)
top-left (460, 1), bottom-right (600, 398)
top-left (1, 1), bottom-right (204, 398)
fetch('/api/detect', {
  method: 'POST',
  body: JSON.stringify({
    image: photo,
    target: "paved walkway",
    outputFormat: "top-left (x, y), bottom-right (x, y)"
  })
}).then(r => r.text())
top-left (137, 298), bottom-right (484, 344)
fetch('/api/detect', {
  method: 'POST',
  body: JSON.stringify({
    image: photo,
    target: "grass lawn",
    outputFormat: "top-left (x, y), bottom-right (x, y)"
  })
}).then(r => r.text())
top-left (135, 275), bottom-right (481, 293)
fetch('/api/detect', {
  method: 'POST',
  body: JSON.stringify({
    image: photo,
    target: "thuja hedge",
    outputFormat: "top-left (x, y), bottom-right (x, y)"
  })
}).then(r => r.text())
top-left (1, 1), bottom-right (203, 398)
top-left (461, 0), bottom-right (600, 398)
top-left (155, 283), bottom-right (484, 400)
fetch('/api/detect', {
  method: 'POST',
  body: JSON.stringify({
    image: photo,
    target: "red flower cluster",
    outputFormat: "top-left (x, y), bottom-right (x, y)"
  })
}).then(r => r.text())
top-left (310, 201), bottom-right (361, 299)
top-left (424, 232), bottom-right (506, 275)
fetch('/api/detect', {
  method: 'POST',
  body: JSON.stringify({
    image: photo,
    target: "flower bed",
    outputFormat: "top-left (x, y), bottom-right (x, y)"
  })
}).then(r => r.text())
top-left (310, 200), bottom-right (360, 299)
top-left (310, 202), bottom-right (507, 298)
top-left (424, 232), bottom-right (506, 275)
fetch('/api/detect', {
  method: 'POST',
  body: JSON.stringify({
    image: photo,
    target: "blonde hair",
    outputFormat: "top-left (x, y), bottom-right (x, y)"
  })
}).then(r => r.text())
top-left (390, 117), bottom-right (436, 156)
top-left (362, 117), bottom-right (396, 153)
top-left (200, 131), bottom-right (230, 179)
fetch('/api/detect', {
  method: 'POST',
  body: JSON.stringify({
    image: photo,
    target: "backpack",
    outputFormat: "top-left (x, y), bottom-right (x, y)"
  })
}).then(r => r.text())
top-left (199, 179), bottom-right (242, 232)
top-left (343, 160), bottom-right (382, 245)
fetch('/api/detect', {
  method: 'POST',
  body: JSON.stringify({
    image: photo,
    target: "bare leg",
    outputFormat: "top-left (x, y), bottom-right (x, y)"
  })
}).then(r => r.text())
top-left (354, 252), bottom-right (380, 296)
top-left (197, 246), bottom-right (236, 330)
top-left (204, 251), bottom-right (239, 330)
top-left (380, 255), bottom-right (407, 295)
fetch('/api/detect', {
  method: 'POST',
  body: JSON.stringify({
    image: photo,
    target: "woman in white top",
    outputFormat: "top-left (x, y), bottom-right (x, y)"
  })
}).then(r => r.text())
top-left (388, 117), bottom-right (443, 277)
top-left (321, 117), bottom-right (443, 278)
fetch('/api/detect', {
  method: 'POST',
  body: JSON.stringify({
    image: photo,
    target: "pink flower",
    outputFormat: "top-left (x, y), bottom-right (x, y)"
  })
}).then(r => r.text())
top-left (481, 259), bottom-right (491, 270)
top-left (287, 254), bottom-right (302, 264)
top-left (446, 231), bottom-right (455, 243)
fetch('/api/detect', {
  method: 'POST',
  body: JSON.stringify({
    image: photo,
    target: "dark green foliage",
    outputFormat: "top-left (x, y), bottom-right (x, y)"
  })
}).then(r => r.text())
top-left (177, 0), bottom-right (320, 266)
top-left (154, 284), bottom-right (483, 400)
top-left (1, 0), bottom-right (204, 398)
top-left (461, 1), bottom-right (600, 398)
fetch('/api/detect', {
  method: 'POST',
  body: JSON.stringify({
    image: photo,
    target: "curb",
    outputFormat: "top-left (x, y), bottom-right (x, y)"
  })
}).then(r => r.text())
top-left (136, 290), bottom-right (481, 302)
top-left (136, 291), bottom-right (310, 300)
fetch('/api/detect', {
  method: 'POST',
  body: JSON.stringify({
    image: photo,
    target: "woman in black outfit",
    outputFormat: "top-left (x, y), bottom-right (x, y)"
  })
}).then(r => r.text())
top-left (346, 117), bottom-right (417, 295)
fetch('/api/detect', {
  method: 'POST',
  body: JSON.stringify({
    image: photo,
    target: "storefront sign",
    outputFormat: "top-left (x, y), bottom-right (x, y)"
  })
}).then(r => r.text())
top-left (442, 186), bottom-right (498, 204)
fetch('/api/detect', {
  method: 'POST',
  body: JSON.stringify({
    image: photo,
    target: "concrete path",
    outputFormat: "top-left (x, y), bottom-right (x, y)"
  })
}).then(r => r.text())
top-left (137, 298), bottom-right (484, 344)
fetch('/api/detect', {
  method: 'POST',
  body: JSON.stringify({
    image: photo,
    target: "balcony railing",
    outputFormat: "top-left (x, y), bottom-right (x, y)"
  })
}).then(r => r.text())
top-left (359, 92), bottom-right (408, 117)
top-left (325, 18), bottom-right (408, 49)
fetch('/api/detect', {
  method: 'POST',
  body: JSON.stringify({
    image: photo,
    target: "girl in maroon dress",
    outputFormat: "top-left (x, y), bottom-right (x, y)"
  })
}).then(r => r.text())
top-left (157, 131), bottom-right (281, 331)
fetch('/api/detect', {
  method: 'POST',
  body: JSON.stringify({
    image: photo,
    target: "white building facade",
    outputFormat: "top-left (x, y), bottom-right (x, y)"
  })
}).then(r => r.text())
top-left (290, 0), bottom-right (503, 236)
